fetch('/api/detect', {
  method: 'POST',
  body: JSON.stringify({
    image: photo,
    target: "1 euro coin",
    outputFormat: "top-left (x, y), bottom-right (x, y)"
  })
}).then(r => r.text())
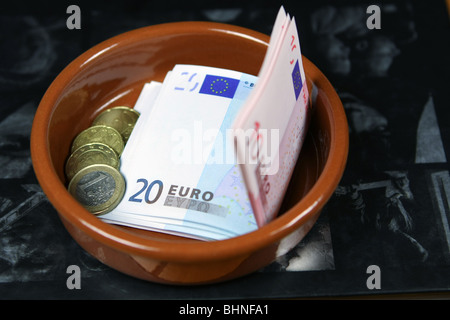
top-left (68, 164), bottom-right (125, 215)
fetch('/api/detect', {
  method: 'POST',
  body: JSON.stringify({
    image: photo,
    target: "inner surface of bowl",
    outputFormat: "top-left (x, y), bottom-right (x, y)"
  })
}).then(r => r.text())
top-left (31, 22), bottom-right (348, 284)
top-left (48, 23), bottom-right (269, 184)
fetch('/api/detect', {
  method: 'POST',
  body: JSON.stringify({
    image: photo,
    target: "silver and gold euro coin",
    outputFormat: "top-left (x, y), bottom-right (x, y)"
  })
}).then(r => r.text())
top-left (68, 164), bottom-right (125, 215)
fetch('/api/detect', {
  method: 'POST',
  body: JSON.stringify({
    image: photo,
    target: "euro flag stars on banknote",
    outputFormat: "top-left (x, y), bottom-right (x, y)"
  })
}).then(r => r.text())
top-left (99, 6), bottom-right (311, 240)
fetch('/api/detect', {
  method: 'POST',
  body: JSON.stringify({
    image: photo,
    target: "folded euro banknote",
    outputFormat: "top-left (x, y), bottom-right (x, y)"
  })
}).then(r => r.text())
top-left (99, 6), bottom-right (311, 240)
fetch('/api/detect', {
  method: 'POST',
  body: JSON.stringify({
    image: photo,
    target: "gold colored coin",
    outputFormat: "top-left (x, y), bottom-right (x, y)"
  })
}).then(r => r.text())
top-left (92, 106), bottom-right (140, 143)
top-left (68, 164), bottom-right (125, 215)
top-left (71, 125), bottom-right (124, 156)
top-left (65, 143), bottom-right (120, 181)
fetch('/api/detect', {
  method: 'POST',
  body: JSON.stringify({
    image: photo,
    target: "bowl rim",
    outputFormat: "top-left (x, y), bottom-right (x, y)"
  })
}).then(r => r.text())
top-left (31, 21), bottom-right (348, 263)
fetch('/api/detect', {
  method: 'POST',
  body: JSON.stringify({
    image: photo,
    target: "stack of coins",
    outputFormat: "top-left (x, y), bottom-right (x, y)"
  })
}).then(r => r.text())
top-left (66, 106), bottom-right (140, 215)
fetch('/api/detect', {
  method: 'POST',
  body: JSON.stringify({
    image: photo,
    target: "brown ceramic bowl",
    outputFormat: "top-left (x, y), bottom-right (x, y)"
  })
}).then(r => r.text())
top-left (31, 22), bottom-right (348, 285)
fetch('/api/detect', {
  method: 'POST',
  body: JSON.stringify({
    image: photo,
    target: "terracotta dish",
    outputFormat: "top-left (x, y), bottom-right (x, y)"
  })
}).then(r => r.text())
top-left (31, 22), bottom-right (348, 285)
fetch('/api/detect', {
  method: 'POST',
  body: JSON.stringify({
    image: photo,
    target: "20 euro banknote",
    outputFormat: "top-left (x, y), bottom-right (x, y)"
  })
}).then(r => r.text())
top-left (100, 65), bottom-right (260, 240)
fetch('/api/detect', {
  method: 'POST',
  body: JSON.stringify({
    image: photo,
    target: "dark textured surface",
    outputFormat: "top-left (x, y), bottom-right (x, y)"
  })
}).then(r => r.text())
top-left (1, 0), bottom-right (449, 299)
